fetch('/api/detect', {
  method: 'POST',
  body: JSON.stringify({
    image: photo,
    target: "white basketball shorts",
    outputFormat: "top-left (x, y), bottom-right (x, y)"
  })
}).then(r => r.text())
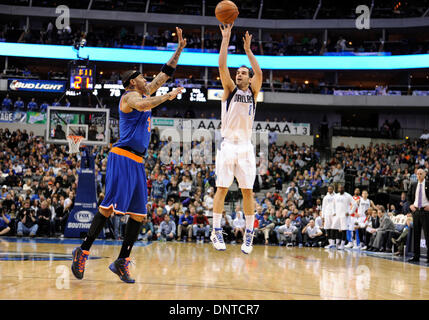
top-left (215, 139), bottom-right (256, 189)
top-left (332, 215), bottom-right (348, 231)
top-left (323, 214), bottom-right (335, 230)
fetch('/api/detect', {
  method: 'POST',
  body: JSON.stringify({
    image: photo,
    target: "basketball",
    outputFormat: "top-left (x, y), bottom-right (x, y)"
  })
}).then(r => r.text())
top-left (215, 0), bottom-right (239, 24)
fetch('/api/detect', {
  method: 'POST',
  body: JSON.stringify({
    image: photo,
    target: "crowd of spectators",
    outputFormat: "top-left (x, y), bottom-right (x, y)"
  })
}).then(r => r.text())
top-left (2, 18), bottom-right (428, 57)
top-left (0, 125), bottom-right (428, 255)
top-left (5, 0), bottom-right (427, 19)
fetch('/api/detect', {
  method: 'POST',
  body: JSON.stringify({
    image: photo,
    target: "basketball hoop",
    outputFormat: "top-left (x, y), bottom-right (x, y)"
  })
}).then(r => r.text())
top-left (66, 135), bottom-right (84, 154)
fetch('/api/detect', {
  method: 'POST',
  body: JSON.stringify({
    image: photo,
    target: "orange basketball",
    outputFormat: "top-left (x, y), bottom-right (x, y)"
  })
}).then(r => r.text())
top-left (215, 1), bottom-right (239, 25)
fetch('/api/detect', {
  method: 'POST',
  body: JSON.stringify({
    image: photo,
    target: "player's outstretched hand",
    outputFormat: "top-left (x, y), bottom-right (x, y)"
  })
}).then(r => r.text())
top-left (219, 23), bottom-right (234, 38)
top-left (243, 31), bottom-right (252, 51)
top-left (176, 27), bottom-right (187, 49)
top-left (168, 87), bottom-right (184, 100)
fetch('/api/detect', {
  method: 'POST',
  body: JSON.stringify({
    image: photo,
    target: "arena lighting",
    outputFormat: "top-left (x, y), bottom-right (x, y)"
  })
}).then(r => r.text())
top-left (1, 42), bottom-right (429, 70)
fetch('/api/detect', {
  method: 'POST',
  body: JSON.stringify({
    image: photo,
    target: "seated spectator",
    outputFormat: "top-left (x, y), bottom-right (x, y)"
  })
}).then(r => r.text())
top-left (0, 207), bottom-right (11, 236)
top-left (257, 212), bottom-right (272, 245)
top-left (363, 208), bottom-right (379, 249)
top-left (276, 218), bottom-right (298, 246)
top-left (112, 213), bottom-right (128, 240)
top-left (17, 207), bottom-right (38, 237)
top-left (37, 200), bottom-right (51, 237)
top-left (193, 209), bottom-right (210, 242)
top-left (177, 210), bottom-right (193, 241)
top-left (138, 215), bottom-right (154, 241)
top-left (1, 193), bottom-right (14, 211)
top-left (152, 207), bottom-right (165, 236)
top-left (367, 206), bottom-right (395, 252)
top-left (232, 210), bottom-right (246, 244)
top-left (302, 219), bottom-right (325, 247)
top-left (220, 210), bottom-right (233, 243)
top-left (179, 176), bottom-right (192, 203)
top-left (167, 178), bottom-right (180, 202)
top-left (151, 175), bottom-right (167, 201)
top-left (391, 217), bottom-right (412, 256)
top-left (156, 214), bottom-right (176, 241)
top-left (398, 192), bottom-right (410, 215)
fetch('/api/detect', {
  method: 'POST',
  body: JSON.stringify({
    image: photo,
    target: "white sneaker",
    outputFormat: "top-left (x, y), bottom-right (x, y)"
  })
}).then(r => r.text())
top-left (361, 245), bottom-right (367, 250)
top-left (324, 244), bottom-right (331, 249)
top-left (241, 229), bottom-right (255, 254)
top-left (345, 242), bottom-right (354, 249)
top-left (337, 244), bottom-right (345, 250)
top-left (210, 228), bottom-right (226, 251)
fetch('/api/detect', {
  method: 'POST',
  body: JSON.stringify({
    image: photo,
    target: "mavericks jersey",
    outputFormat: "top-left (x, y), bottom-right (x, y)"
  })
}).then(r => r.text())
top-left (221, 86), bottom-right (256, 142)
top-left (114, 90), bottom-right (152, 155)
top-left (358, 198), bottom-right (371, 218)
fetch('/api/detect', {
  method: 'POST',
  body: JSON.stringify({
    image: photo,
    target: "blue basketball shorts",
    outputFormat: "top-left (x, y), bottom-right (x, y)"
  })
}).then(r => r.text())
top-left (99, 147), bottom-right (148, 216)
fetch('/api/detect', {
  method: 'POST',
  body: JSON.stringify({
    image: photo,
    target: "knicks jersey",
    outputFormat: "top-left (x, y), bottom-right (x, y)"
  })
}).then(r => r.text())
top-left (358, 198), bottom-right (371, 217)
top-left (114, 91), bottom-right (152, 155)
top-left (221, 86), bottom-right (256, 142)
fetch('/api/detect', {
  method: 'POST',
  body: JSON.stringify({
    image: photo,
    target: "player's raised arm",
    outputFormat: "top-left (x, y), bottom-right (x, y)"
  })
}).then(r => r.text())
top-left (146, 27), bottom-right (187, 96)
top-left (243, 31), bottom-right (263, 98)
top-left (124, 88), bottom-right (183, 112)
top-left (219, 24), bottom-right (236, 99)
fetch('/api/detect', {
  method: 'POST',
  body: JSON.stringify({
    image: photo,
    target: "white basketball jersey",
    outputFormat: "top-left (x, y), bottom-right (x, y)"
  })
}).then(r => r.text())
top-left (221, 86), bottom-right (256, 142)
top-left (358, 198), bottom-right (371, 217)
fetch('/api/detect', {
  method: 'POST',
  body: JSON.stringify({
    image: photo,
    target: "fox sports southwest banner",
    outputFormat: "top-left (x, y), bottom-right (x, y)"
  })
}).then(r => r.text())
top-left (8, 79), bottom-right (66, 92)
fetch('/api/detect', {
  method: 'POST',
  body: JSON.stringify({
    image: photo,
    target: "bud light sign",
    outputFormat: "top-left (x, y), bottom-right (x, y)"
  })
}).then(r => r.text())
top-left (8, 79), bottom-right (66, 92)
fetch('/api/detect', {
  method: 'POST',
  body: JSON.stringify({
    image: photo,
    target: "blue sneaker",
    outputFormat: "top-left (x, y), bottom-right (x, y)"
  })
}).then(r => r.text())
top-left (241, 229), bottom-right (255, 254)
top-left (210, 228), bottom-right (226, 251)
top-left (109, 258), bottom-right (135, 283)
top-left (71, 247), bottom-right (90, 280)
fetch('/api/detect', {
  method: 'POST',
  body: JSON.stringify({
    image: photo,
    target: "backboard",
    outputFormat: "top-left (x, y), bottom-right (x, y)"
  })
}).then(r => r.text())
top-left (46, 106), bottom-right (110, 146)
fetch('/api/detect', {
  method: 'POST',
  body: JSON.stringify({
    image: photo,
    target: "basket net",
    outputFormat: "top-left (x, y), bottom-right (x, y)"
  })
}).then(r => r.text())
top-left (66, 135), bottom-right (84, 154)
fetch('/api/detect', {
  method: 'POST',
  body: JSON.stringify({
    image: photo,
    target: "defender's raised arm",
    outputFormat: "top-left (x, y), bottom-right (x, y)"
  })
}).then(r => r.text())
top-left (146, 27), bottom-right (187, 95)
top-left (124, 87), bottom-right (184, 112)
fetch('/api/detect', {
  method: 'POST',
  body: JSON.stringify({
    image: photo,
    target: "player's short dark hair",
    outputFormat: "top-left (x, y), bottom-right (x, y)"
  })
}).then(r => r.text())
top-left (238, 65), bottom-right (254, 77)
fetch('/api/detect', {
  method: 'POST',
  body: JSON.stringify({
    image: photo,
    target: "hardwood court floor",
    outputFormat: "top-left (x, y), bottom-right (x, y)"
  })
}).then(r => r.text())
top-left (1, 237), bottom-right (429, 300)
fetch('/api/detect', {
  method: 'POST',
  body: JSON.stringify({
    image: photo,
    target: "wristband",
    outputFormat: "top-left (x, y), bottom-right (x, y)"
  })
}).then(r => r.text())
top-left (161, 64), bottom-right (176, 77)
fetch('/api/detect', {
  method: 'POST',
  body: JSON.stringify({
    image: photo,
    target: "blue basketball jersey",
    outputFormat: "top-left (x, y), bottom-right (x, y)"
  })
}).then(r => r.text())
top-left (113, 91), bottom-right (151, 155)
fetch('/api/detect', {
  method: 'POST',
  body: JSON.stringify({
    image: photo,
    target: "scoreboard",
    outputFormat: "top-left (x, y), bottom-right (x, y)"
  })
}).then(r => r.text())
top-left (69, 62), bottom-right (96, 91)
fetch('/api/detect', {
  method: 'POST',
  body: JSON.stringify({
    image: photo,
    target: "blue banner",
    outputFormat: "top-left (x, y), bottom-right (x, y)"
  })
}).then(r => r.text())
top-left (1, 42), bottom-right (429, 70)
top-left (8, 78), bottom-right (66, 92)
top-left (0, 111), bottom-right (26, 123)
top-left (64, 155), bottom-right (105, 238)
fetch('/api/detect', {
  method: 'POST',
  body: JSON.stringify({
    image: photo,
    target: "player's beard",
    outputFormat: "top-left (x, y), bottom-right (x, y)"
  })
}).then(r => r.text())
top-left (140, 84), bottom-right (150, 96)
